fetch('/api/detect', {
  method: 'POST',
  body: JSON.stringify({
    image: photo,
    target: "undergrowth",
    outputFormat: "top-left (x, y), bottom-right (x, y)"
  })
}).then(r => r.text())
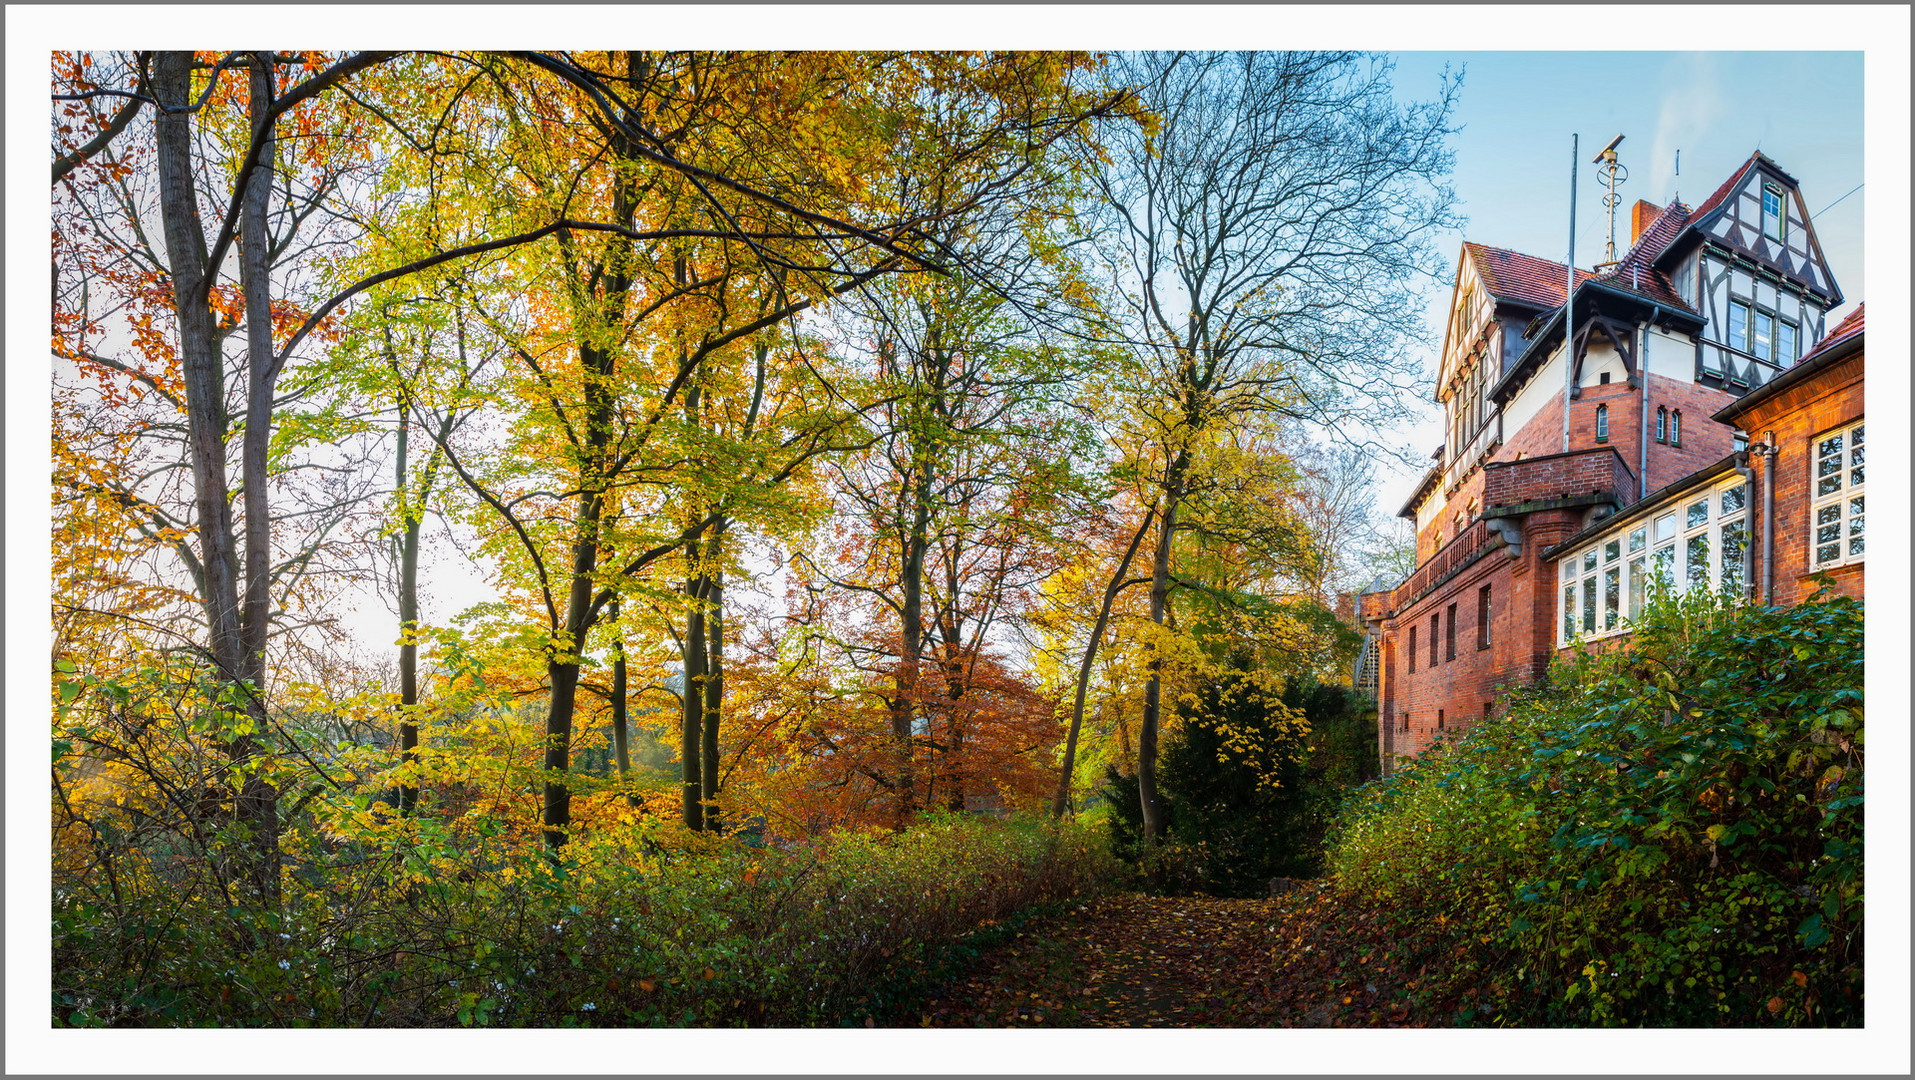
top-left (52, 810), bottom-right (1120, 1027)
top-left (1326, 587), bottom-right (1863, 1026)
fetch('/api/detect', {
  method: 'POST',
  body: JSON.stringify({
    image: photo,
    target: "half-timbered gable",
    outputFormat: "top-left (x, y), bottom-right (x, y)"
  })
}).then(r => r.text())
top-left (1652, 152), bottom-right (1843, 394)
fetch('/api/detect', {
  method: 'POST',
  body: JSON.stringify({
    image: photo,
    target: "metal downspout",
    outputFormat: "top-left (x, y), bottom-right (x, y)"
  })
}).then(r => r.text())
top-left (1733, 449), bottom-right (1757, 601)
top-left (1637, 314), bottom-right (1658, 502)
top-left (1762, 429), bottom-right (1777, 604)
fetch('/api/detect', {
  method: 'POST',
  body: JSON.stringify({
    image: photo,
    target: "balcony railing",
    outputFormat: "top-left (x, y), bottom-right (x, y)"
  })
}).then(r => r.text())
top-left (1395, 518), bottom-right (1499, 611)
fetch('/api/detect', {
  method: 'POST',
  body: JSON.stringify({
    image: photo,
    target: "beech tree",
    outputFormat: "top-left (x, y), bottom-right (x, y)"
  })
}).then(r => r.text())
top-left (1084, 51), bottom-right (1459, 845)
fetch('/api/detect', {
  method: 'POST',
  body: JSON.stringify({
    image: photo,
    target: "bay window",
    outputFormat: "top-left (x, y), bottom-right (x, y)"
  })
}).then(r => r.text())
top-left (1558, 478), bottom-right (1750, 645)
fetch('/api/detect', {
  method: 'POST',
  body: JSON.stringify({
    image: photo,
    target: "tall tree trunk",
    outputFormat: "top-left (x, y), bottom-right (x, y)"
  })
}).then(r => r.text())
top-left (1137, 458), bottom-right (1186, 848)
top-left (396, 406), bottom-right (421, 814)
top-left (1052, 503), bottom-right (1156, 817)
top-left (680, 533), bottom-right (707, 832)
top-left (892, 468), bottom-right (932, 827)
top-left (155, 51), bottom-right (279, 904)
top-left (700, 521), bottom-right (725, 832)
top-left (608, 599), bottom-right (631, 780)
top-left (232, 53), bottom-right (283, 903)
top-left (542, 52), bottom-right (638, 848)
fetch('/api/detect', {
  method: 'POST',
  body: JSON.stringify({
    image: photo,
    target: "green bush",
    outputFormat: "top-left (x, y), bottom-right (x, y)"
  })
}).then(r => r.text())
top-left (1327, 587), bottom-right (1863, 1026)
top-left (1104, 673), bottom-right (1376, 896)
top-left (52, 811), bottom-right (1121, 1027)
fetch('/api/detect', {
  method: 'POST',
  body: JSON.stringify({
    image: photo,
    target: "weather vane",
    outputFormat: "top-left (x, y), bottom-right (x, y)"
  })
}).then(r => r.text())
top-left (1593, 134), bottom-right (1627, 270)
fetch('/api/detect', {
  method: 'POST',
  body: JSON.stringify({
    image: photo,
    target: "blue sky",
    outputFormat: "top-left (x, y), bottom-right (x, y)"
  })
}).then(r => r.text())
top-left (1373, 50), bottom-right (1865, 511)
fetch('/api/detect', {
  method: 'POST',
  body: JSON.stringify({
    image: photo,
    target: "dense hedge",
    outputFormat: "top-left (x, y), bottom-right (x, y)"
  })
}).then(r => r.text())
top-left (53, 811), bottom-right (1119, 1027)
top-left (1327, 588), bottom-right (1863, 1026)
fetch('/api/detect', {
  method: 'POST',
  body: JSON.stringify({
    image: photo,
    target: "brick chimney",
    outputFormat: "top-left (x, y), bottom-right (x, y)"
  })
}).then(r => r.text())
top-left (1631, 200), bottom-right (1664, 244)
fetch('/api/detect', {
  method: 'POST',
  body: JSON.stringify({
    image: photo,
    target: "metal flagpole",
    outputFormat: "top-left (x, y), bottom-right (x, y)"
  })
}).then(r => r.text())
top-left (1563, 134), bottom-right (1578, 453)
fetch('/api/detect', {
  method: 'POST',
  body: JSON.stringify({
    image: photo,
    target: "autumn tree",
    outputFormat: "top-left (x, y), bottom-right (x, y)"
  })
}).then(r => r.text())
top-left (1083, 51), bottom-right (1459, 844)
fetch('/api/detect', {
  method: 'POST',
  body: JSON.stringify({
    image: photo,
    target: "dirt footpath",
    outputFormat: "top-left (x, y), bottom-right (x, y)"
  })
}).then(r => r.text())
top-left (893, 888), bottom-right (1430, 1028)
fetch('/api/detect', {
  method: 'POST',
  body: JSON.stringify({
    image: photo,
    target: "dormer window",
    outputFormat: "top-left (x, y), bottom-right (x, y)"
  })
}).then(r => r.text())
top-left (1763, 184), bottom-right (1787, 243)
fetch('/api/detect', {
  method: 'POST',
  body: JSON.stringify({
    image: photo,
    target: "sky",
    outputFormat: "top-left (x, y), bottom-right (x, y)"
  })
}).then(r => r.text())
top-left (9, 10), bottom-right (1910, 1078)
top-left (1371, 50), bottom-right (1866, 518)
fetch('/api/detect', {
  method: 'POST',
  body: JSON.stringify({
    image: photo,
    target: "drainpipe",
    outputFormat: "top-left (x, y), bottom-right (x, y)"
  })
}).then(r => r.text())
top-left (1637, 323), bottom-right (1652, 501)
top-left (1760, 429), bottom-right (1777, 604)
top-left (1733, 449), bottom-right (1757, 601)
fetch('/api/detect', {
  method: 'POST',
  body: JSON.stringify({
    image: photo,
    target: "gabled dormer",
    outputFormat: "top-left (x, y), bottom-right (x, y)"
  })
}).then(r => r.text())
top-left (1651, 151), bottom-right (1843, 394)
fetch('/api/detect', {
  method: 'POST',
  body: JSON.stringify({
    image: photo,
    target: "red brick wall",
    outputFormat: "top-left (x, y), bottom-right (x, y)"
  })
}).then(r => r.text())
top-left (1482, 446), bottom-right (1634, 509)
top-left (1641, 373), bottom-right (1741, 495)
top-left (1377, 507), bottom-right (1585, 766)
top-left (1735, 354), bottom-right (1866, 606)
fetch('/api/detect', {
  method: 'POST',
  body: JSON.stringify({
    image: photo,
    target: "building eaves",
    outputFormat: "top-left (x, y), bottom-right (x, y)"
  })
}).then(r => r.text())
top-left (1396, 464), bottom-right (1442, 520)
top-left (1488, 277), bottom-right (1706, 406)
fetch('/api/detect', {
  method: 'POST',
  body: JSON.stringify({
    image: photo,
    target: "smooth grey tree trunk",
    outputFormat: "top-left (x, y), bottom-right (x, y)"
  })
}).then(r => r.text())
top-left (1051, 504), bottom-right (1155, 818)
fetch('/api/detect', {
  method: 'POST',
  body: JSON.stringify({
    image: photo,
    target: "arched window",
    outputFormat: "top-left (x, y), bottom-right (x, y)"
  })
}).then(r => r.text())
top-left (1595, 404), bottom-right (1610, 442)
top-left (1656, 406), bottom-right (1668, 443)
top-left (1671, 410), bottom-right (1683, 446)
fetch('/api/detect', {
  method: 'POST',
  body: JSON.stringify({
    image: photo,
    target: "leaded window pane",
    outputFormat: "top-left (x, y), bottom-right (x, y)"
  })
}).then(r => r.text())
top-left (1686, 536), bottom-right (1710, 590)
top-left (1816, 504), bottom-right (1842, 545)
top-left (1720, 519), bottom-right (1747, 591)
top-left (1686, 500), bottom-right (1709, 529)
top-left (1652, 545), bottom-right (1674, 583)
top-left (1720, 485), bottom-right (1746, 515)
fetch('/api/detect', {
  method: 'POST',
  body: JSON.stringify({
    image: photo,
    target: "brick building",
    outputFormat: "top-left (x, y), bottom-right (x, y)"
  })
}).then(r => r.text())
top-left (1361, 150), bottom-right (1855, 771)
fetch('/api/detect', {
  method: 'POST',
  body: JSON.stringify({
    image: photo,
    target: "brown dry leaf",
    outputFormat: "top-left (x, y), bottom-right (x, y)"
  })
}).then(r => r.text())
top-left (639, 979), bottom-right (657, 993)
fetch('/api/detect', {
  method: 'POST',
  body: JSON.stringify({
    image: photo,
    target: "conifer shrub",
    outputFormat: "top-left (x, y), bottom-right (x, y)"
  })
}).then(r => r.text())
top-left (1104, 673), bottom-right (1376, 896)
top-left (1326, 588), bottom-right (1863, 1025)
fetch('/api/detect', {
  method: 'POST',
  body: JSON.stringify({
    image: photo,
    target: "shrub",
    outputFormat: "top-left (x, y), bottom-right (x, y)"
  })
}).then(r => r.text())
top-left (1326, 588), bottom-right (1863, 1026)
top-left (52, 809), bottom-right (1120, 1027)
top-left (1103, 673), bottom-right (1376, 896)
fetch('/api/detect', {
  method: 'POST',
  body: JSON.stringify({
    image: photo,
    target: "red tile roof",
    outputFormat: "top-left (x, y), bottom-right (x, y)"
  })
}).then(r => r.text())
top-left (1587, 201), bottom-right (1697, 313)
top-left (1463, 242), bottom-right (1593, 309)
top-left (1681, 150), bottom-right (1800, 231)
top-left (1802, 303), bottom-right (1864, 361)
top-left (1689, 153), bottom-right (1760, 221)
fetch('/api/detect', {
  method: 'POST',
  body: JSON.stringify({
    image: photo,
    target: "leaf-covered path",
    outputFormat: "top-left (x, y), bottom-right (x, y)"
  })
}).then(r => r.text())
top-left (887, 887), bottom-right (1436, 1028)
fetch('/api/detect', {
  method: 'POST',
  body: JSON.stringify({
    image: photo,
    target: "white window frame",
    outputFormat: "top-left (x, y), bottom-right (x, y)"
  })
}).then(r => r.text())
top-left (1810, 420), bottom-right (1865, 570)
top-left (1763, 184), bottom-right (1787, 243)
top-left (1558, 477), bottom-right (1750, 645)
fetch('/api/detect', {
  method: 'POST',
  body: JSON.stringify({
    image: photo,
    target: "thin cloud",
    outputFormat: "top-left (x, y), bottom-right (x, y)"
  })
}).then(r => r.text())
top-left (1648, 52), bottom-right (1725, 202)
